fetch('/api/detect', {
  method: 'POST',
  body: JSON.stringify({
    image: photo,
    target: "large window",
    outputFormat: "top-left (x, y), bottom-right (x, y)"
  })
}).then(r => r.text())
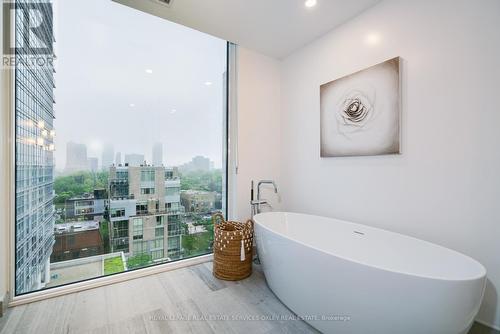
top-left (140, 170), bottom-right (155, 182)
top-left (14, 0), bottom-right (228, 295)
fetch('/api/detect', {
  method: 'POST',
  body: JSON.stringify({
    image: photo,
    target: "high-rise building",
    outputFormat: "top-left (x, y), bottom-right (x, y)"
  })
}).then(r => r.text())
top-left (88, 157), bottom-right (98, 172)
top-left (108, 166), bottom-right (183, 261)
top-left (152, 143), bottom-right (163, 166)
top-left (102, 144), bottom-right (114, 170)
top-left (179, 156), bottom-right (212, 173)
top-left (115, 152), bottom-right (122, 166)
top-left (65, 142), bottom-right (88, 173)
top-left (124, 153), bottom-right (145, 167)
top-left (14, 1), bottom-right (55, 295)
top-left (193, 156), bottom-right (211, 171)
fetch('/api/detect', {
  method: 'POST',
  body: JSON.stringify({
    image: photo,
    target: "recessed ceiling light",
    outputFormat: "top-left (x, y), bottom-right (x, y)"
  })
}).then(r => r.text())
top-left (204, 81), bottom-right (213, 86)
top-left (364, 32), bottom-right (381, 45)
top-left (145, 69), bottom-right (153, 74)
top-left (129, 103), bottom-right (135, 107)
top-left (305, 0), bottom-right (317, 8)
top-left (170, 109), bottom-right (177, 114)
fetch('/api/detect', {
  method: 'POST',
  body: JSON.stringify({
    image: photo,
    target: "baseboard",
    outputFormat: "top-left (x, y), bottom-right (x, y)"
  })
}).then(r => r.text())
top-left (0, 292), bottom-right (9, 317)
top-left (476, 318), bottom-right (500, 332)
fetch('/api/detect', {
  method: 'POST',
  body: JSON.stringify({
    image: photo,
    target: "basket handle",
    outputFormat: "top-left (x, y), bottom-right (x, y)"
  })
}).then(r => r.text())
top-left (212, 212), bottom-right (226, 225)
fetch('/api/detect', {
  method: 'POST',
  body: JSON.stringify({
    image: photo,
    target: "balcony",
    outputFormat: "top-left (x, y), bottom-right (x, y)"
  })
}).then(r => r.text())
top-left (165, 194), bottom-right (180, 204)
top-left (134, 208), bottom-right (170, 216)
top-left (166, 208), bottom-right (183, 215)
top-left (109, 194), bottom-right (135, 201)
top-left (165, 179), bottom-right (180, 187)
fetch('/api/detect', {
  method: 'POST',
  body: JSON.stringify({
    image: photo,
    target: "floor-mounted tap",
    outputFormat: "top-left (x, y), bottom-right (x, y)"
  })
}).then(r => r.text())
top-left (251, 180), bottom-right (278, 217)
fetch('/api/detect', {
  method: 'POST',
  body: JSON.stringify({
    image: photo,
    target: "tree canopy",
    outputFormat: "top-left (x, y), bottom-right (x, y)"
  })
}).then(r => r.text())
top-left (54, 171), bottom-right (108, 205)
top-left (180, 170), bottom-right (222, 193)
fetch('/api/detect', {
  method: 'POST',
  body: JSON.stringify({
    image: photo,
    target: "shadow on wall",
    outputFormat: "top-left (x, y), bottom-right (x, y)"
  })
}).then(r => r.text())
top-left (479, 279), bottom-right (498, 329)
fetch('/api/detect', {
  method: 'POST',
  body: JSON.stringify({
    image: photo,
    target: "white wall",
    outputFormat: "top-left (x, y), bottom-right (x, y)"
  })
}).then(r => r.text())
top-left (235, 47), bottom-right (281, 222)
top-left (279, 0), bottom-right (500, 328)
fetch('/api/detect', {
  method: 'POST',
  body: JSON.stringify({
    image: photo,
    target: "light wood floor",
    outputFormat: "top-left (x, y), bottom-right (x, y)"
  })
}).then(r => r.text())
top-left (0, 262), bottom-right (318, 334)
top-left (0, 262), bottom-right (497, 334)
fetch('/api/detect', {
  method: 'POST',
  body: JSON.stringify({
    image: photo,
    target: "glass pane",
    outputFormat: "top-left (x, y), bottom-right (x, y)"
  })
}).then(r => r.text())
top-left (14, 0), bottom-right (227, 295)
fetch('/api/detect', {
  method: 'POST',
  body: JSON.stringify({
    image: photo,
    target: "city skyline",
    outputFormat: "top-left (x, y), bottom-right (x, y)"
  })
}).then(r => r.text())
top-left (53, 0), bottom-right (226, 170)
top-left (13, 0), bottom-right (226, 295)
top-left (152, 142), bottom-right (163, 167)
top-left (63, 141), bottom-right (217, 171)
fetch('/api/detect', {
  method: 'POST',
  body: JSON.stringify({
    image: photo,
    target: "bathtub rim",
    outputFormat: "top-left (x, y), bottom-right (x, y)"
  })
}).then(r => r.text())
top-left (253, 211), bottom-right (487, 282)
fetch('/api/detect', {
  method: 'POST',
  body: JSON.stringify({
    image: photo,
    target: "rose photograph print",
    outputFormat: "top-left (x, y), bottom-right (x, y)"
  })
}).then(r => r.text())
top-left (320, 57), bottom-right (401, 157)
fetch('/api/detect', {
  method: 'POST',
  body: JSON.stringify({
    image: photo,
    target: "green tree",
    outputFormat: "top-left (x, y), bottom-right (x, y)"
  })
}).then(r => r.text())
top-left (54, 171), bottom-right (108, 205)
top-left (182, 230), bottom-right (214, 257)
top-left (180, 170), bottom-right (222, 193)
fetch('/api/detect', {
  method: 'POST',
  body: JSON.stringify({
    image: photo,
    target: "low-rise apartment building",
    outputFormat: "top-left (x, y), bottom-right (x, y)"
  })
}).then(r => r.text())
top-left (108, 165), bottom-right (183, 261)
top-left (51, 221), bottom-right (104, 262)
top-left (65, 189), bottom-right (106, 221)
top-left (180, 190), bottom-right (217, 213)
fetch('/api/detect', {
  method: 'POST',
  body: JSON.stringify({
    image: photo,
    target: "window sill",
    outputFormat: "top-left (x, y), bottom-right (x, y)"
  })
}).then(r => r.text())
top-left (9, 253), bottom-right (213, 308)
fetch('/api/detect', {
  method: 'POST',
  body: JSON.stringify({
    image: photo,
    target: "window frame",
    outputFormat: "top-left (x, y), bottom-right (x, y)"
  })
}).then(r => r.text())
top-left (5, 3), bottom-right (236, 302)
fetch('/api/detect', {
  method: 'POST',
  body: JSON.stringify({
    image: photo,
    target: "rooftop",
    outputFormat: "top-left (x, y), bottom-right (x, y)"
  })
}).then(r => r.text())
top-left (54, 221), bottom-right (100, 234)
top-left (67, 194), bottom-right (95, 201)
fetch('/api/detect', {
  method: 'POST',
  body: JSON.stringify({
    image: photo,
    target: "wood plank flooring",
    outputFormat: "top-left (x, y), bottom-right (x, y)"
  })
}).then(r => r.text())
top-left (0, 262), bottom-right (497, 334)
top-left (0, 262), bottom-right (318, 334)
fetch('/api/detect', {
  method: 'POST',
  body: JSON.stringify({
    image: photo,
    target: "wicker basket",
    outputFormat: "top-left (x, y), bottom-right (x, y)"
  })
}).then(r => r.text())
top-left (212, 213), bottom-right (253, 281)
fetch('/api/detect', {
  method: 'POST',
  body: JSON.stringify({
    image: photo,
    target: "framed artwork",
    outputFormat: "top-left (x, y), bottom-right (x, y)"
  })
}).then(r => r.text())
top-left (320, 57), bottom-right (401, 157)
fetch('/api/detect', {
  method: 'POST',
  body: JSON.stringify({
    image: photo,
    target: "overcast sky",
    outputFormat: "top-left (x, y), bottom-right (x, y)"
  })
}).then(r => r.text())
top-left (53, 0), bottom-right (227, 170)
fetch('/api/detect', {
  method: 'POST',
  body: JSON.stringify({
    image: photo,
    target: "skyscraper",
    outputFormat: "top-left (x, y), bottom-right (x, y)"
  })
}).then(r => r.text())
top-left (115, 152), bottom-right (122, 166)
top-left (179, 156), bottom-right (212, 172)
top-left (14, 1), bottom-right (55, 294)
top-left (124, 154), bottom-right (145, 167)
top-left (152, 143), bottom-right (163, 166)
top-left (192, 156), bottom-right (211, 171)
top-left (65, 142), bottom-right (88, 173)
top-left (102, 144), bottom-right (114, 170)
top-left (88, 157), bottom-right (98, 172)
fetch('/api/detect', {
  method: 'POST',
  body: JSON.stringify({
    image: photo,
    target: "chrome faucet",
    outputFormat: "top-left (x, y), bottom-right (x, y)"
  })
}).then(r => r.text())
top-left (257, 180), bottom-right (278, 200)
top-left (251, 180), bottom-right (278, 217)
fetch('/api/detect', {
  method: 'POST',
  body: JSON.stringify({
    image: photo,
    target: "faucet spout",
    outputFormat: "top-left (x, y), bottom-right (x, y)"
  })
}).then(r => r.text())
top-left (257, 180), bottom-right (278, 201)
top-left (251, 180), bottom-right (279, 217)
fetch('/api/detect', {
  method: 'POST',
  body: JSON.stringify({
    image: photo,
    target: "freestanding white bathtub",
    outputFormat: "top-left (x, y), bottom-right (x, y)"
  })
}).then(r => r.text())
top-left (254, 212), bottom-right (486, 334)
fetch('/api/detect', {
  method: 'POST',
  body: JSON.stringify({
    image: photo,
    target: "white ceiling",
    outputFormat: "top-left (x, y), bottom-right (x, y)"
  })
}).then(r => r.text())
top-left (113, 0), bottom-right (381, 59)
